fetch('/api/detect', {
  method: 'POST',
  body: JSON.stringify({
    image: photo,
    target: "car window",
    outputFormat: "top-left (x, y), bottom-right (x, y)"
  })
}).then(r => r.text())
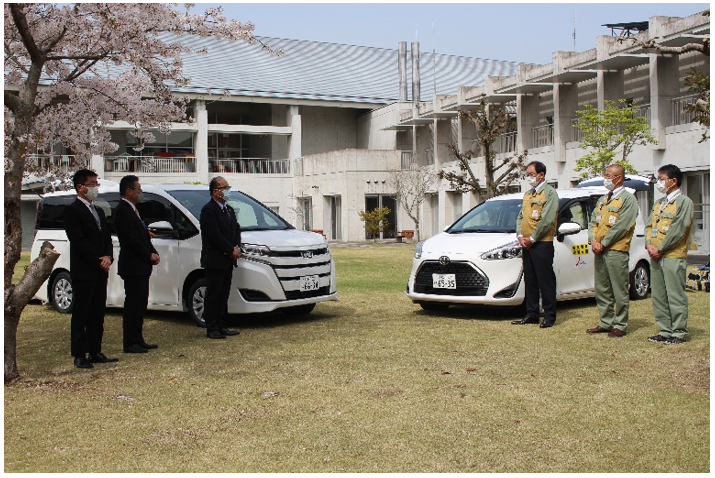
top-left (449, 199), bottom-right (522, 233)
top-left (96, 193), bottom-right (121, 234)
top-left (559, 201), bottom-right (588, 229)
top-left (36, 195), bottom-right (75, 230)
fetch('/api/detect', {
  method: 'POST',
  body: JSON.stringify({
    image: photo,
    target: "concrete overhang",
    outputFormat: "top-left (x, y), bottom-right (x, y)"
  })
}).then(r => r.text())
top-left (399, 118), bottom-right (435, 126)
top-left (418, 110), bottom-right (459, 119)
top-left (574, 53), bottom-right (650, 71)
top-left (532, 69), bottom-right (599, 85)
top-left (496, 82), bottom-right (554, 95)
top-left (628, 33), bottom-right (710, 53)
top-left (381, 123), bottom-right (415, 131)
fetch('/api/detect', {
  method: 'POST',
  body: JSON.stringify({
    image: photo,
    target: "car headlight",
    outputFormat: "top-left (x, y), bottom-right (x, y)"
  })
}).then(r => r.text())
top-left (241, 244), bottom-right (271, 257)
top-left (481, 240), bottom-right (522, 260)
top-left (414, 241), bottom-right (424, 259)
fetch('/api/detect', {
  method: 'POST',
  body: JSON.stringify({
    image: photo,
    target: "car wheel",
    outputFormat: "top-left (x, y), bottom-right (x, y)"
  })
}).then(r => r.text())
top-left (629, 261), bottom-right (650, 300)
top-left (187, 278), bottom-right (207, 327)
top-left (419, 302), bottom-right (450, 311)
top-left (281, 304), bottom-right (316, 316)
top-left (50, 271), bottom-right (74, 314)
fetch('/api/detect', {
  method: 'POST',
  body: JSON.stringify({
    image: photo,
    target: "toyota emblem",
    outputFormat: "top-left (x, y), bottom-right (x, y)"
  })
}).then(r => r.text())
top-left (438, 256), bottom-right (450, 266)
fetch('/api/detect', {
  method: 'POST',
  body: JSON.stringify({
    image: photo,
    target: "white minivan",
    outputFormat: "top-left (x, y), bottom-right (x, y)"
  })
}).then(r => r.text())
top-left (31, 183), bottom-right (338, 326)
top-left (406, 187), bottom-right (650, 311)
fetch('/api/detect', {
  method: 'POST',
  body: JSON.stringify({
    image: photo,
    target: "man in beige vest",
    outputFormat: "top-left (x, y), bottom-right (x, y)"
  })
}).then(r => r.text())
top-left (586, 164), bottom-right (638, 337)
top-left (513, 161), bottom-right (559, 328)
top-left (645, 164), bottom-right (694, 345)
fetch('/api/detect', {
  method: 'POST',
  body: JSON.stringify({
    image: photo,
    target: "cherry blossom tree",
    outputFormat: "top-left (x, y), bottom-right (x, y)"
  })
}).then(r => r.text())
top-left (387, 163), bottom-right (437, 241)
top-left (4, 3), bottom-right (280, 382)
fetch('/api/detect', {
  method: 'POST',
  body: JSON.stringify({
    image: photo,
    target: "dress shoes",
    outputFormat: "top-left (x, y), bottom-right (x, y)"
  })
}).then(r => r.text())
top-left (124, 344), bottom-right (149, 353)
top-left (539, 321), bottom-right (555, 329)
top-left (139, 342), bottom-right (158, 349)
top-left (511, 317), bottom-right (539, 325)
top-left (586, 326), bottom-right (611, 334)
top-left (207, 330), bottom-right (227, 339)
top-left (648, 334), bottom-right (669, 343)
top-left (220, 328), bottom-right (240, 336)
top-left (74, 356), bottom-right (94, 369)
top-left (89, 352), bottom-right (119, 363)
top-left (608, 329), bottom-right (626, 338)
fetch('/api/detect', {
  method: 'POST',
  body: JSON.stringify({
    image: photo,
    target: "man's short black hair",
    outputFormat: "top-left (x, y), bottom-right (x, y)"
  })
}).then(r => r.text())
top-left (658, 164), bottom-right (683, 187)
top-left (526, 161), bottom-right (547, 175)
top-left (72, 169), bottom-right (98, 191)
top-left (209, 176), bottom-right (224, 193)
top-left (119, 175), bottom-right (139, 197)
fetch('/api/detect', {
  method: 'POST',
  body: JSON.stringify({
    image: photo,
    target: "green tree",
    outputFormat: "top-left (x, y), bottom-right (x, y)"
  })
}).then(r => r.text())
top-left (574, 99), bottom-right (657, 179)
top-left (440, 97), bottom-right (526, 199)
top-left (358, 207), bottom-right (391, 241)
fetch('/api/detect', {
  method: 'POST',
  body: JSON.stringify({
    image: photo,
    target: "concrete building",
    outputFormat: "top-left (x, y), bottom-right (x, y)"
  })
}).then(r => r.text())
top-left (23, 11), bottom-right (709, 256)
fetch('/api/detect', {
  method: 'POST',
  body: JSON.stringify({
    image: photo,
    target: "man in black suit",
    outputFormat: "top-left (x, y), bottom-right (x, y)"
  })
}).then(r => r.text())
top-left (63, 169), bottom-right (118, 369)
top-left (200, 176), bottom-right (241, 339)
top-left (115, 175), bottom-right (161, 353)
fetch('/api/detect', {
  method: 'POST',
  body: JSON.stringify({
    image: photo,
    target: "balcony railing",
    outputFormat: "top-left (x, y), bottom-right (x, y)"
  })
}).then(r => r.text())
top-left (633, 103), bottom-right (651, 124)
top-left (571, 119), bottom-right (585, 142)
top-left (532, 124), bottom-right (554, 148)
top-left (496, 131), bottom-right (517, 153)
top-left (210, 158), bottom-right (290, 174)
top-left (106, 155), bottom-right (197, 173)
top-left (26, 154), bottom-right (83, 173)
top-left (671, 94), bottom-right (700, 126)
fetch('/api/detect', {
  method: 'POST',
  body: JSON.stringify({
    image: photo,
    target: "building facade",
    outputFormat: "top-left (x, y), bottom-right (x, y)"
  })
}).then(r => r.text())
top-left (22, 11), bottom-right (709, 255)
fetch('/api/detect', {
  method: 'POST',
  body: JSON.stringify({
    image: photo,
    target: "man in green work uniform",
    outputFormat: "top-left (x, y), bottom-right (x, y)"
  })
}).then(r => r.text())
top-left (645, 164), bottom-right (694, 345)
top-left (586, 164), bottom-right (638, 338)
top-left (512, 161), bottom-right (559, 328)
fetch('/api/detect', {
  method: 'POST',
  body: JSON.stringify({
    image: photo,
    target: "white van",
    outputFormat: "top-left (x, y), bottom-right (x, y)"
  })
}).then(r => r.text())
top-left (31, 183), bottom-right (338, 326)
top-left (406, 187), bottom-right (650, 311)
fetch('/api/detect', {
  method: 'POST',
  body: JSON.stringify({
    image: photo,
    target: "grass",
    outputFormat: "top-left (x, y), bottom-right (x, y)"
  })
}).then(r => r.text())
top-left (4, 247), bottom-right (710, 472)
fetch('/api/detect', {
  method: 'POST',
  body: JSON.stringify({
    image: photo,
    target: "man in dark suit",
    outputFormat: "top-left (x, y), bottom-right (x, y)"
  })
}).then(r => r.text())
top-left (200, 176), bottom-right (241, 339)
top-left (115, 175), bottom-right (160, 353)
top-left (64, 169), bottom-right (118, 368)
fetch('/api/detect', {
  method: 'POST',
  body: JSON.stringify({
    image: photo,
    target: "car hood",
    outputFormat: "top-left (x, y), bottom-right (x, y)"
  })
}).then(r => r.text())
top-left (422, 231), bottom-right (518, 255)
top-left (241, 229), bottom-right (327, 250)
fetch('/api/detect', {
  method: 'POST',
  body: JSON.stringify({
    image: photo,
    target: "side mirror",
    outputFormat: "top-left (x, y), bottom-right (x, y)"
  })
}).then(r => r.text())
top-left (557, 222), bottom-right (581, 242)
top-left (148, 221), bottom-right (173, 231)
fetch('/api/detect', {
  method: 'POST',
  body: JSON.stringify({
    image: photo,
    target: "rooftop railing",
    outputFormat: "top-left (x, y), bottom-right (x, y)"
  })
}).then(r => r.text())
top-left (210, 158), bottom-right (290, 174)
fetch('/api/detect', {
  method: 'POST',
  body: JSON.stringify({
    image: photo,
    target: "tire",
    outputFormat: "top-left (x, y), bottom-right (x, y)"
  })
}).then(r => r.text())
top-left (629, 261), bottom-right (650, 300)
top-left (50, 271), bottom-right (74, 314)
top-left (187, 278), bottom-right (207, 327)
top-left (281, 303), bottom-right (316, 316)
top-left (419, 302), bottom-right (450, 311)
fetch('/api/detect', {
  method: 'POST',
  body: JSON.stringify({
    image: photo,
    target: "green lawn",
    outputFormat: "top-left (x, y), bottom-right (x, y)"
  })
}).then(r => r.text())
top-left (4, 247), bottom-right (709, 472)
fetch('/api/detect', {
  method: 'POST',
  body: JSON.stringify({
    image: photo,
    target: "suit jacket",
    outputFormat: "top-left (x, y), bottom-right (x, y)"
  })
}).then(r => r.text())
top-left (115, 199), bottom-right (158, 278)
top-left (63, 198), bottom-right (113, 280)
top-left (200, 199), bottom-right (241, 269)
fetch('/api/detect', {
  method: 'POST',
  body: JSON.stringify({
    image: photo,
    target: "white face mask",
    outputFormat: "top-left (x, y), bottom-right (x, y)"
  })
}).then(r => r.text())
top-left (526, 176), bottom-right (538, 187)
top-left (603, 178), bottom-right (616, 191)
top-left (222, 188), bottom-right (232, 201)
top-left (656, 180), bottom-right (669, 194)
top-left (85, 186), bottom-right (99, 201)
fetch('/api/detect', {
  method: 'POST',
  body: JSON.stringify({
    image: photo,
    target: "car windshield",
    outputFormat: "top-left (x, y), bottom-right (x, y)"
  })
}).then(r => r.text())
top-left (167, 189), bottom-right (292, 231)
top-left (448, 198), bottom-right (522, 233)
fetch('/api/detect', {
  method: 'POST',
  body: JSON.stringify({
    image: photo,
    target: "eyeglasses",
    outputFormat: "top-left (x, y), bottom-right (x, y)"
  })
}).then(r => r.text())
top-left (82, 182), bottom-right (99, 187)
top-left (130, 187), bottom-right (143, 193)
top-left (214, 186), bottom-right (230, 191)
top-left (603, 174), bottom-right (621, 179)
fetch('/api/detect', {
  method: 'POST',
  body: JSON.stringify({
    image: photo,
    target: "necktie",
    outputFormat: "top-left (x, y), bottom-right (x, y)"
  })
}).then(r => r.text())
top-left (135, 208), bottom-right (147, 229)
top-left (531, 188), bottom-right (537, 197)
top-left (606, 191), bottom-right (613, 202)
top-left (223, 206), bottom-right (231, 222)
top-left (90, 205), bottom-right (101, 230)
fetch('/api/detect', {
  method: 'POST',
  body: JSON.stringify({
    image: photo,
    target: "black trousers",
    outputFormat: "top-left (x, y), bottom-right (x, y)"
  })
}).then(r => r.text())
top-left (122, 275), bottom-right (150, 348)
top-left (522, 241), bottom-right (557, 323)
top-left (204, 268), bottom-right (233, 333)
top-left (70, 277), bottom-right (107, 357)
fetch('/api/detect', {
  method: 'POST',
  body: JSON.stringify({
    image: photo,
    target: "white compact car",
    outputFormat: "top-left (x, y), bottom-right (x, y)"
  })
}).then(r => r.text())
top-left (31, 183), bottom-right (338, 326)
top-left (406, 187), bottom-right (650, 311)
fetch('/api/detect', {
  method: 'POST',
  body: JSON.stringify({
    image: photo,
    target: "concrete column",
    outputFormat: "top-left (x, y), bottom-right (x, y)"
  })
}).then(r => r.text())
top-left (517, 94), bottom-right (539, 152)
top-left (649, 53), bottom-right (679, 150)
top-left (193, 100), bottom-right (209, 185)
top-left (553, 82), bottom-right (578, 162)
top-left (434, 118), bottom-right (452, 168)
top-left (287, 105), bottom-right (302, 161)
top-left (596, 70), bottom-right (625, 110)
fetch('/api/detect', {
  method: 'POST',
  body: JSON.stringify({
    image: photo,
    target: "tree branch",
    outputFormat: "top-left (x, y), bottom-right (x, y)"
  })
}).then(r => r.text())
top-left (9, 4), bottom-right (43, 62)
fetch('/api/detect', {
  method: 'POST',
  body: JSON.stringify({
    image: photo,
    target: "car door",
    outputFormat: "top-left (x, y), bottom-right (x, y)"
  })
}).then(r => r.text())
top-left (95, 192), bottom-right (125, 307)
top-left (136, 193), bottom-right (180, 306)
top-left (555, 200), bottom-right (594, 298)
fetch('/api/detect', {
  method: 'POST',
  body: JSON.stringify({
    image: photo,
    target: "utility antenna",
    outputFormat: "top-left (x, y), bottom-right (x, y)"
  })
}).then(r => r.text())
top-left (572, 4), bottom-right (577, 51)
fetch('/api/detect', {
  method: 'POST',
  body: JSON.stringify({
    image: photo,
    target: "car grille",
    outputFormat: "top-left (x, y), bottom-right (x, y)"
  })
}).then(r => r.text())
top-left (248, 248), bottom-right (333, 301)
top-left (284, 285), bottom-right (331, 300)
top-left (414, 261), bottom-right (489, 296)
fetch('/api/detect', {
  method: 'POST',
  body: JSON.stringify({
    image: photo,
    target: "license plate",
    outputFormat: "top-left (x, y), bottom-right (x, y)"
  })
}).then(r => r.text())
top-left (300, 275), bottom-right (320, 292)
top-left (432, 273), bottom-right (456, 289)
